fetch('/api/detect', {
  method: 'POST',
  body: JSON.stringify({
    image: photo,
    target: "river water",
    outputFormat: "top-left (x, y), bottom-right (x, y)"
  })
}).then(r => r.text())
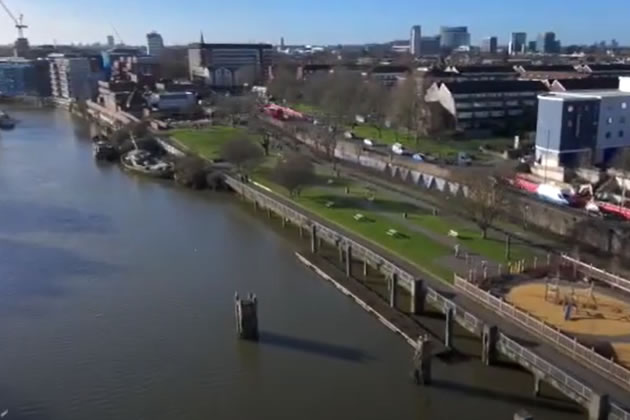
top-left (0, 108), bottom-right (584, 420)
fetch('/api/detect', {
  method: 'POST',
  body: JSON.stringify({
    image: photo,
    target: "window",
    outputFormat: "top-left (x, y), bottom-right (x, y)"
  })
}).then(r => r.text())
top-left (620, 130), bottom-right (625, 138)
top-left (568, 120), bottom-right (573, 128)
top-left (607, 117), bottom-right (614, 124)
top-left (568, 105), bottom-right (574, 112)
top-left (622, 102), bottom-right (628, 109)
top-left (606, 132), bottom-right (612, 139)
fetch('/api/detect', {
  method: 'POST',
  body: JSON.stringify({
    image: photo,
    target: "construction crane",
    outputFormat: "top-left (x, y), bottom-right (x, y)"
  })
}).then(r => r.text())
top-left (0, 0), bottom-right (27, 38)
top-left (110, 24), bottom-right (125, 46)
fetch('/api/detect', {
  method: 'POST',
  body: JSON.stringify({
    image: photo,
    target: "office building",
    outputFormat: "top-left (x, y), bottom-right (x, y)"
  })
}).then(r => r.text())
top-left (49, 55), bottom-right (104, 100)
top-left (410, 25), bottom-right (422, 58)
top-left (528, 41), bottom-right (537, 52)
top-left (107, 35), bottom-right (115, 48)
top-left (420, 36), bottom-right (441, 56)
top-left (535, 78), bottom-right (630, 168)
top-left (440, 26), bottom-right (470, 50)
top-left (509, 32), bottom-right (527, 55)
top-left (0, 58), bottom-right (51, 97)
top-left (481, 36), bottom-right (498, 54)
top-left (537, 32), bottom-right (559, 54)
top-left (147, 32), bottom-right (165, 56)
top-left (188, 43), bottom-right (273, 87)
top-left (425, 80), bottom-right (545, 134)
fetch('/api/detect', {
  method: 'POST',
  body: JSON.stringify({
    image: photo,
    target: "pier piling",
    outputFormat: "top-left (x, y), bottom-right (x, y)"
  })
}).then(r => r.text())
top-left (481, 325), bottom-right (498, 366)
top-left (389, 273), bottom-right (398, 308)
top-left (310, 225), bottom-right (318, 253)
top-left (445, 307), bottom-right (454, 349)
top-left (235, 292), bottom-right (259, 341)
top-left (345, 245), bottom-right (352, 277)
top-left (411, 279), bottom-right (425, 315)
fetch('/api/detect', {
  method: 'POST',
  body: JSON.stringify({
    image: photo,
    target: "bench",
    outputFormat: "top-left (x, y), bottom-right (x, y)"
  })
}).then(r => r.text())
top-left (448, 230), bottom-right (459, 238)
top-left (386, 229), bottom-right (400, 237)
top-left (325, 201), bottom-right (335, 208)
top-left (353, 213), bottom-right (366, 221)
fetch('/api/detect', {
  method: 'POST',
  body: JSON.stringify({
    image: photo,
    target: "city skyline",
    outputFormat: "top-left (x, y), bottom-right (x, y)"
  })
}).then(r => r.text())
top-left (1, 0), bottom-right (630, 47)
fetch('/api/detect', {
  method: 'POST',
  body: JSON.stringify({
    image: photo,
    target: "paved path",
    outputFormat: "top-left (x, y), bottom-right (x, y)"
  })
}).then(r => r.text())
top-left (246, 180), bottom-right (630, 410)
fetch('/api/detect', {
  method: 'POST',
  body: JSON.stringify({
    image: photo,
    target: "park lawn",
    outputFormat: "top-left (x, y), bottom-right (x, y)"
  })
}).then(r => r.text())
top-left (408, 214), bottom-right (535, 263)
top-left (291, 103), bottom-right (322, 116)
top-left (252, 173), bottom-right (454, 282)
top-left (171, 126), bottom-right (258, 160)
top-left (352, 125), bottom-right (513, 159)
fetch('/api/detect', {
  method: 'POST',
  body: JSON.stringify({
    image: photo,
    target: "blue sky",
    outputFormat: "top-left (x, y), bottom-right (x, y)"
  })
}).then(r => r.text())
top-left (2, 0), bottom-right (630, 46)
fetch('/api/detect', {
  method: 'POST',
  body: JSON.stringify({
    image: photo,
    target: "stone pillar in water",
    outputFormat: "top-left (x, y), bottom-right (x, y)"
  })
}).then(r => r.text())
top-left (235, 292), bottom-right (259, 341)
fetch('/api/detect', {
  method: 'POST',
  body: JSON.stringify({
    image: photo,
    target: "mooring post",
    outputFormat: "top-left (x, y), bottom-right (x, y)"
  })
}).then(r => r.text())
top-left (533, 374), bottom-right (542, 397)
top-left (412, 335), bottom-right (432, 386)
top-left (389, 273), bottom-right (398, 308)
top-left (310, 225), bottom-right (317, 253)
top-left (234, 292), bottom-right (259, 341)
top-left (338, 245), bottom-right (344, 264)
top-left (588, 393), bottom-right (609, 420)
top-left (411, 279), bottom-right (426, 315)
top-left (363, 260), bottom-right (369, 277)
top-left (345, 245), bottom-right (353, 277)
top-left (481, 324), bottom-right (498, 366)
top-left (445, 307), bottom-right (454, 349)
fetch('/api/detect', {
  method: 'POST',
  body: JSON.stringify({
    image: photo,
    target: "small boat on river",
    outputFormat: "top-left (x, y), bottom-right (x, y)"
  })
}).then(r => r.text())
top-left (0, 111), bottom-right (16, 130)
top-left (93, 141), bottom-right (118, 161)
top-left (121, 149), bottom-right (174, 178)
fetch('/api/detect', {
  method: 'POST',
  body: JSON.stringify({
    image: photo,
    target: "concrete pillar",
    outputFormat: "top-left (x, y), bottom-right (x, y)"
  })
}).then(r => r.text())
top-left (254, 201), bottom-right (259, 211)
top-left (363, 260), bottom-right (368, 277)
top-left (588, 394), bottom-right (609, 420)
top-left (266, 208), bottom-right (272, 218)
top-left (281, 218), bottom-right (286, 228)
top-left (389, 273), bottom-right (398, 308)
top-left (412, 335), bottom-right (432, 386)
top-left (310, 225), bottom-right (317, 254)
top-left (338, 245), bottom-right (344, 264)
top-left (533, 374), bottom-right (542, 397)
top-left (445, 307), bottom-right (454, 349)
top-left (481, 325), bottom-right (498, 366)
top-left (411, 279), bottom-right (426, 315)
top-left (345, 245), bottom-right (352, 277)
top-left (299, 225), bottom-right (303, 238)
top-left (235, 292), bottom-right (259, 341)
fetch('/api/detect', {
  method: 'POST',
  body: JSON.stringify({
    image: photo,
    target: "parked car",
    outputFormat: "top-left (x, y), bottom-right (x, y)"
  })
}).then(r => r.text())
top-left (391, 142), bottom-right (405, 155)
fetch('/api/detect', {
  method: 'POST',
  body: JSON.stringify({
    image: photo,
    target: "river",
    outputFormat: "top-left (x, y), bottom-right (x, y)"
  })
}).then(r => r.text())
top-left (0, 107), bottom-right (584, 419)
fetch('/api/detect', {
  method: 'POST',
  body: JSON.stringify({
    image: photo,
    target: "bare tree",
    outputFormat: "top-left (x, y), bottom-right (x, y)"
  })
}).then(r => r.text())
top-left (220, 138), bottom-right (264, 174)
top-left (272, 153), bottom-right (317, 197)
top-left (457, 167), bottom-right (513, 239)
top-left (267, 65), bottom-right (302, 104)
top-left (216, 94), bottom-right (259, 126)
top-left (389, 74), bottom-right (438, 145)
top-left (356, 80), bottom-right (390, 138)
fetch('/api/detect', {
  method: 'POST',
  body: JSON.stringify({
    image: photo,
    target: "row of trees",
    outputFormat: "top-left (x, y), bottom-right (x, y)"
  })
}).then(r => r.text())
top-left (268, 66), bottom-right (447, 146)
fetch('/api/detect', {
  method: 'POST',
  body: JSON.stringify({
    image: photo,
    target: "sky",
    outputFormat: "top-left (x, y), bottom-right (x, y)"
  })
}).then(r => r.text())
top-left (1, 0), bottom-right (630, 47)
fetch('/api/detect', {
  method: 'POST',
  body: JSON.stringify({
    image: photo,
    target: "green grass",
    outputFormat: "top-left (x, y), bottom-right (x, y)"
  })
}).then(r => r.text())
top-left (251, 168), bottom-right (454, 282)
top-left (352, 125), bottom-right (513, 159)
top-left (291, 103), bottom-right (322, 116)
top-left (408, 214), bottom-right (535, 263)
top-left (170, 126), bottom-right (259, 160)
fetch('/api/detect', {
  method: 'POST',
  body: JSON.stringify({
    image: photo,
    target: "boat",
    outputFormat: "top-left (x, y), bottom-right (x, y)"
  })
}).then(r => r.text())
top-left (0, 111), bottom-right (15, 130)
top-left (120, 149), bottom-right (174, 178)
top-left (93, 141), bottom-right (118, 161)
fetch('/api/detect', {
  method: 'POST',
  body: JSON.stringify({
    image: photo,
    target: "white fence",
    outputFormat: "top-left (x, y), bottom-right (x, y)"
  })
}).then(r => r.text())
top-left (561, 255), bottom-right (630, 295)
top-left (454, 275), bottom-right (630, 391)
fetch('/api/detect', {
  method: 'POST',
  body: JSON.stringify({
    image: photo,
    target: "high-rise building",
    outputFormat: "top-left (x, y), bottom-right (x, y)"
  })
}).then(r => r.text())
top-left (147, 31), bottom-right (165, 56)
top-left (49, 56), bottom-right (93, 100)
top-left (107, 35), bottom-right (115, 48)
top-left (537, 32), bottom-right (558, 54)
top-left (440, 26), bottom-right (470, 50)
top-left (420, 36), bottom-right (441, 56)
top-left (481, 36), bottom-right (498, 54)
top-left (410, 25), bottom-right (422, 58)
top-left (509, 32), bottom-right (527, 55)
top-left (528, 41), bottom-right (537, 52)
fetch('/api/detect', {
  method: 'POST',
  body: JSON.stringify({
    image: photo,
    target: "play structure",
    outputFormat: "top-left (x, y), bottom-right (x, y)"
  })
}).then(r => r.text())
top-left (544, 275), bottom-right (599, 314)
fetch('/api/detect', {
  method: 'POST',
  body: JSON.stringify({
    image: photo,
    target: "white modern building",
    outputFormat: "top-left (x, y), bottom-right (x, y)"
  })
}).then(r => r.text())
top-left (410, 25), bottom-right (422, 58)
top-left (147, 31), bottom-right (165, 57)
top-left (49, 56), bottom-right (93, 100)
top-left (535, 77), bottom-right (630, 169)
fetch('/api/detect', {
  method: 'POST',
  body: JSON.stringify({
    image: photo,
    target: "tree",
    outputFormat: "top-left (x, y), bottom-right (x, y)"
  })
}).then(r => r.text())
top-left (220, 138), bottom-right (264, 174)
top-left (389, 74), bottom-right (439, 145)
top-left (216, 94), bottom-right (258, 126)
top-left (267, 65), bottom-right (302, 104)
top-left (458, 167), bottom-right (512, 239)
top-left (356, 80), bottom-right (390, 138)
top-left (272, 153), bottom-right (317, 197)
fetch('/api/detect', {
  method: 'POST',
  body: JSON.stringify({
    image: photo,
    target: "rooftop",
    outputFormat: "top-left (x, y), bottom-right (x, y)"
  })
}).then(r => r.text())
top-left (190, 43), bottom-right (273, 49)
top-left (449, 65), bottom-right (517, 74)
top-left (543, 89), bottom-right (630, 100)
top-left (553, 77), bottom-right (620, 91)
top-left (444, 80), bottom-right (547, 94)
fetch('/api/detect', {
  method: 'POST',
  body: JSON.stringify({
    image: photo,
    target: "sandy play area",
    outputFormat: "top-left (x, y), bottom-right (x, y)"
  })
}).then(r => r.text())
top-left (506, 282), bottom-right (630, 337)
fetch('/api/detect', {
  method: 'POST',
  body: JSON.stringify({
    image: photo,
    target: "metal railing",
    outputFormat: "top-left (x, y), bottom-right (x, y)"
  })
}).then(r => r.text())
top-left (454, 275), bottom-right (630, 391)
top-left (561, 254), bottom-right (630, 295)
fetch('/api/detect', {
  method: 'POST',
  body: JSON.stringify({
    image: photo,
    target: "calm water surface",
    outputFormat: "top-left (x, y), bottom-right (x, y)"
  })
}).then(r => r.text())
top-left (0, 108), bottom-right (584, 419)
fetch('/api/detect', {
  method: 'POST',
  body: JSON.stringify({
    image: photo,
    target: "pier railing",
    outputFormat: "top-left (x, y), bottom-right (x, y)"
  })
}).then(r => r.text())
top-left (226, 176), bottom-right (630, 415)
top-left (561, 254), bottom-right (630, 295)
top-left (453, 275), bottom-right (630, 391)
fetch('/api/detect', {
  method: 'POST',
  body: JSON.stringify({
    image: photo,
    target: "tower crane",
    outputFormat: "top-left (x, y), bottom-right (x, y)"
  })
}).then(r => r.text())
top-left (0, 0), bottom-right (27, 39)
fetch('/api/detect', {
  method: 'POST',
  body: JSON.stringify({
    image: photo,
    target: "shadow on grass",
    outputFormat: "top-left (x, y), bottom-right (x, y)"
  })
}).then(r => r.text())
top-left (309, 194), bottom-right (419, 213)
top-left (258, 331), bottom-right (374, 363)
